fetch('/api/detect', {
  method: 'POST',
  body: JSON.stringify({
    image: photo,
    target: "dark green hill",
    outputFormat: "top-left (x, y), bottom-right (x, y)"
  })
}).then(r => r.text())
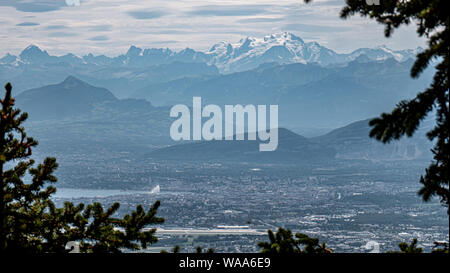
top-left (16, 76), bottom-right (117, 120)
top-left (149, 128), bottom-right (336, 163)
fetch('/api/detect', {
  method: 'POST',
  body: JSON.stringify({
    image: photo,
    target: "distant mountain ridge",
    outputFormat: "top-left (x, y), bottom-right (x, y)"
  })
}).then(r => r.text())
top-left (1, 32), bottom-right (421, 74)
top-left (16, 76), bottom-right (174, 148)
top-left (133, 57), bottom-right (433, 129)
top-left (205, 32), bottom-right (421, 72)
top-left (16, 76), bottom-right (117, 120)
top-left (149, 122), bottom-right (432, 162)
top-left (312, 119), bottom-right (433, 160)
top-left (15, 77), bottom-right (432, 162)
top-left (149, 128), bottom-right (336, 163)
top-left (0, 32), bottom-right (423, 98)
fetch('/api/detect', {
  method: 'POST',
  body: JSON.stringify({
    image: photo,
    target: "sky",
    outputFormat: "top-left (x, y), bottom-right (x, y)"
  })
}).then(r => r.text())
top-left (0, 0), bottom-right (426, 57)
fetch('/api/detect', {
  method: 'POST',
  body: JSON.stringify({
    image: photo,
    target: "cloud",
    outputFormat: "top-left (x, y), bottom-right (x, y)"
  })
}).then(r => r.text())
top-left (44, 25), bottom-right (67, 30)
top-left (88, 35), bottom-right (109, 41)
top-left (283, 23), bottom-right (350, 33)
top-left (149, 40), bottom-right (179, 45)
top-left (237, 17), bottom-right (284, 24)
top-left (16, 22), bottom-right (40, 27)
top-left (48, 32), bottom-right (75, 37)
top-left (144, 29), bottom-right (189, 35)
top-left (127, 10), bottom-right (166, 20)
top-left (0, 0), bottom-right (66, 13)
top-left (312, 0), bottom-right (346, 7)
top-left (65, 0), bottom-right (80, 7)
top-left (186, 5), bottom-right (271, 17)
top-left (88, 25), bottom-right (113, 32)
top-left (0, 0), bottom-right (426, 56)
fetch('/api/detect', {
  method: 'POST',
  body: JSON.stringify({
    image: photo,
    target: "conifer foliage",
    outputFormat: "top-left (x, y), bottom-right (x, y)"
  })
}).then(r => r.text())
top-left (331, 0), bottom-right (449, 213)
top-left (397, 239), bottom-right (423, 253)
top-left (0, 83), bottom-right (164, 253)
top-left (258, 228), bottom-right (332, 253)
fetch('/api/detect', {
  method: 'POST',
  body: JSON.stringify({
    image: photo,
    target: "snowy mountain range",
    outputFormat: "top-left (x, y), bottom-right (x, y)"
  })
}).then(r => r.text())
top-left (1, 32), bottom-right (421, 73)
top-left (207, 32), bottom-right (422, 72)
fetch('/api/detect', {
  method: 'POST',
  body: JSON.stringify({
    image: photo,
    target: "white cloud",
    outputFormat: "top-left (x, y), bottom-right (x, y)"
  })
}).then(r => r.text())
top-left (65, 0), bottom-right (81, 7)
top-left (0, 0), bottom-right (426, 56)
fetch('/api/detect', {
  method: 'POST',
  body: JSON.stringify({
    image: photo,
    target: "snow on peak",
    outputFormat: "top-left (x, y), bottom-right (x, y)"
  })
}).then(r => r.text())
top-left (262, 32), bottom-right (304, 44)
top-left (23, 44), bottom-right (41, 51)
top-left (1, 35), bottom-right (421, 73)
top-left (207, 32), bottom-right (325, 72)
top-left (126, 45), bottom-right (143, 56)
top-left (20, 44), bottom-right (47, 56)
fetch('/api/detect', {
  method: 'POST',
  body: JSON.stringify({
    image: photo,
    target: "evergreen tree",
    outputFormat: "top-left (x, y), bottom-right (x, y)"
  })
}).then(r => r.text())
top-left (388, 238), bottom-right (423, 253)
top-left (0, 83), bottom-right (164, 253)
top-left (345, 0), bottom-right (449, 212)
top-left (397, 238), bottom-right (423, 253)
top-left (259, 1), bottom-right (448, 253)
top-left (258, 228), bottom-right (332, 253)
top-left (196, 245), bottom-right (215, 253)
top-left (160, 245), bottom-right (214, 253)
top-left (432, 241), bottom-right (449, 253)
top-left (392, 238), bottom-right (449, 253)
top-left (306, 0), bottom-right (449, 213)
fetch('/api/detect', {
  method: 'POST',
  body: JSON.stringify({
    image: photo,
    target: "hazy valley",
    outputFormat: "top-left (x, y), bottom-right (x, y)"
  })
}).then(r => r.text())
top-left (2, 32), bottom-right (447, 253)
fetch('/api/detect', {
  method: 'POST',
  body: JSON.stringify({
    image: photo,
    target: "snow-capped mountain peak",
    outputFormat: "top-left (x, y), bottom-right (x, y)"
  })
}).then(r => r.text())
top-left (20, 44), bottom-right (48, 57)
top-left (206, 32), bottom-right (333, 72)
top-left (18, 44), bottom-right (52, 64)
top-left (1, 33), bottom-right (421, 73)
top-left (204, 33), bottom-right (423, 72)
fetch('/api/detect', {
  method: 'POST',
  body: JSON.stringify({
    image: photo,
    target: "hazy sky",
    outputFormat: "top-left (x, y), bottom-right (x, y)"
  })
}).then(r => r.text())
top-left (0, 0), bottom-right (426, 57)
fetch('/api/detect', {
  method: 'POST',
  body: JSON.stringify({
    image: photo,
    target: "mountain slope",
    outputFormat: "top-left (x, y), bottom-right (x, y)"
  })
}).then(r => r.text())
top-left (312, 119), bottom-right (433, 160)
top-left (16, 77), bottom-right (175, 152)
top-left (133, 61), bottom-right (331, 106)
top-left (1, 48), bottom-right (219, 97)
top-left (1, 33), bottom-right (422, 99)
top-left (1, 32), bottom-right (421, 76)
top-left (149, 128), bottom-right (336, 163)
top-left (134, 58), bottom-right (433, 129)
top-left (206, 32), bottom-right (420, 72)
top-left (16, 76), bottom-right (117, 120)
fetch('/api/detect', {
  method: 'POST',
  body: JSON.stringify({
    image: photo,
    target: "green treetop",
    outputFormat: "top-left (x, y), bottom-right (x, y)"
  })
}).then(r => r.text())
top-left (311, 0), bottom-right (449, 213)
top-left (0, 83), bottom-right (164, 253)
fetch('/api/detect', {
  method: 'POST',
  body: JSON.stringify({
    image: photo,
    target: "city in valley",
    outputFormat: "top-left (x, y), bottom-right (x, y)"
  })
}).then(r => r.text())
top-left (2, 28), bottom-right (447, 253)
top-left (43, 145), bottom-right (447, 253)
